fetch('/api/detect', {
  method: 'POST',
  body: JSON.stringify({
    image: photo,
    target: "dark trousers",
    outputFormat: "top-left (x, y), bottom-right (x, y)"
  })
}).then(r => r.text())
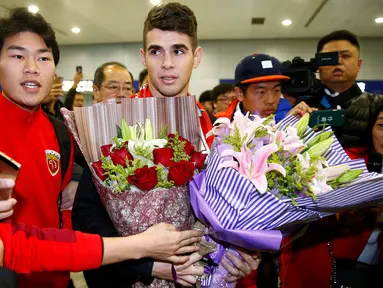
top-left (0, 267), bottom-right (18, 288)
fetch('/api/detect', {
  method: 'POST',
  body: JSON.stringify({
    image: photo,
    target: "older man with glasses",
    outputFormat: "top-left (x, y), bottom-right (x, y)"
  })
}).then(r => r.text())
top-left (211, 83), bottom-right (237, 114)
top-left (92, 61), bottom-right (134, 104)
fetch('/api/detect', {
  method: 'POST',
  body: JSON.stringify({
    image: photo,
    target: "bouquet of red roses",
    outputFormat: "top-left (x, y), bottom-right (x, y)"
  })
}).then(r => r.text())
top-left (89, 119), bottom-right (206, 242)
top-left (62, 97), bottom-right (205, 288)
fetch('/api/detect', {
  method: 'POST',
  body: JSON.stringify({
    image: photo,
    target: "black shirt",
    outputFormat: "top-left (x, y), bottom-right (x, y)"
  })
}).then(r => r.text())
top-left (72, 166), bottom-right (154, 288)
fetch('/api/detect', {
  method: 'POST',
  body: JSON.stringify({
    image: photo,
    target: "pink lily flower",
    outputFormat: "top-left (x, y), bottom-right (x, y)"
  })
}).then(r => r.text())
top-left (218, 144), bottom-right (286, 194)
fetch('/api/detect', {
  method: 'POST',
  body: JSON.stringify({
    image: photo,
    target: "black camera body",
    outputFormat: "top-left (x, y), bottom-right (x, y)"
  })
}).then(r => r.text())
top-left (281, 52), bottom-right (339, 97)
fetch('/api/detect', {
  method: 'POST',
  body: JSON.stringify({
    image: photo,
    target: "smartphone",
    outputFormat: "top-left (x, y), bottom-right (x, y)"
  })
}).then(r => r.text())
top-left (0, 151), bottom-right (21, 200)
top-left (309, 109), bottom-right (345, 128)
top-left (76, 66), bottom-right (83, 73)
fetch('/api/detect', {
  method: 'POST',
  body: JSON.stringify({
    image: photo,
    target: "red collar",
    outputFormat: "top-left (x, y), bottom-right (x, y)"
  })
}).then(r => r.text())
top-left (0, 93), bottom-right (45, 127)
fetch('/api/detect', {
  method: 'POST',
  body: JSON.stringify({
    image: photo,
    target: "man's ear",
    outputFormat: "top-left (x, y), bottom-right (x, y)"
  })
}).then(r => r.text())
top-left (357, 57), bottom-right (362, 73)
top-left (93, 85), bottom-right (101, 102)
top-left (235, 87), bottom-right (244, 102)
top-left (193, 47), bottom-right (203, 69)
top-left (140, 48), bottom-right (147, 67)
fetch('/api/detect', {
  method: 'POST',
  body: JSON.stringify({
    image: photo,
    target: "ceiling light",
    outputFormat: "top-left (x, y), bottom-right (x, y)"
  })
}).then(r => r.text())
top-left (150, 0), bottom-right (161, 5)
top-left (28, 5), bottom-right (39, 14)
top-left (282, 19), bottom-right (292, 26)
top-left (71, 27), bottom-right (81, 34)
top-left (375, 17), bottom-right (383, 24)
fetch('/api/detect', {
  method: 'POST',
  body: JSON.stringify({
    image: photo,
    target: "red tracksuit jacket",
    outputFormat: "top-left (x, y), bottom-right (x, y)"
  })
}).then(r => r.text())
top-left (0, 94), bottom-right (102, 287)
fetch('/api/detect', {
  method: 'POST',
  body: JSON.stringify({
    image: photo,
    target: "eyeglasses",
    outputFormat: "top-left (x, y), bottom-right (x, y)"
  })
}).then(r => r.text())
top-left (216, 96), bottom-right (237, 103)
top-left (103, 85), bottom-right (133, 95)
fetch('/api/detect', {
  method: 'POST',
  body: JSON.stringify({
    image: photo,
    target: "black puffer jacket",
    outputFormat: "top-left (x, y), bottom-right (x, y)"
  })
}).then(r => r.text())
top-left (303, 83), bottom-right (383, 148)
top-left (339, 92), bottom-right (383, 148)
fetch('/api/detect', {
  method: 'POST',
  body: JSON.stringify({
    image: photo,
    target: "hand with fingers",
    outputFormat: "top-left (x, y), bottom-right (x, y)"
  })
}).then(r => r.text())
top-left (221, 250), bottom-right (262, 283)
top-left (139, 223), bottom-right (202, 264)
top-left (287, 101), bottom-right (318, 118)
top-left (152, 252), bottom-right (204, 286)
top-left (0, 179), bottom-right (17, 220)
top-left (50, 83), bottom-right (64, 99)
top-left (61, 181), bottom-right (78, 210)
top-left (73, 72), bottom-right (83, 88)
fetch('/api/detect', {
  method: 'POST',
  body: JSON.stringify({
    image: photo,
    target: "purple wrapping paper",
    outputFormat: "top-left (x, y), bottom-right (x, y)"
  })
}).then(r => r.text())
top-left (200, 234), bottom-right (239, 288)
top-left (190, 172), bottom-right (283, 251)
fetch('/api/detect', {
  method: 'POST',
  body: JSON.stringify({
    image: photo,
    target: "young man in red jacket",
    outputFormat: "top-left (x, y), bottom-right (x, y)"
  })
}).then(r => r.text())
top-left (0, 7), bottom-right (202, 288)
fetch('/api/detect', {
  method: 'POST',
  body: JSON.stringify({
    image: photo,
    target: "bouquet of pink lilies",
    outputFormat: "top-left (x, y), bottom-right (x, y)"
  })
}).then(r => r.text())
top-left (190, 111), bottom-right (383, 251)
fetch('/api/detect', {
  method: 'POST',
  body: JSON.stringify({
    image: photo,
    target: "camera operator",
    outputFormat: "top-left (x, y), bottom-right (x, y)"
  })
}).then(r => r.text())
top-left (301, 30), bottom-right (383, 150)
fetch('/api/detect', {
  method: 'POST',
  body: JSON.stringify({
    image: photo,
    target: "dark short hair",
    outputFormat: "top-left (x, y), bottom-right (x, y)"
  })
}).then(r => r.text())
top-left (143, 2), bottom-right (198, 51)
top-left (64, 89), bottom-right (83, 111)
top-left (366, 97), bottom-right (383, 148)
top-left (237, 83), bottom-right (250, 96)
top-left (139, 68), bottom-right (148, 86)
top-left (211, 83), bottom-right (235, 102)
top-left (317, 30), bottom-right (360, 52)
top-left (0, 7), bottom-right (60, 65)
top-left (199, 90), bottom-right (212, 103)
top-left (93, 61), bottom-right (128, 87)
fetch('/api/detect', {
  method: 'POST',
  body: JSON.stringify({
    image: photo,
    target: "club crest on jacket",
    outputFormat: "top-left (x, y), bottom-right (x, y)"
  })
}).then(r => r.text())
top-left (45, 150), bottom-right (60, 176)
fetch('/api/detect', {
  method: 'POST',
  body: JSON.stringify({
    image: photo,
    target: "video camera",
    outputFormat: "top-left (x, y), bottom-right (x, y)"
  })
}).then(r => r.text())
top-left (281, 52), bottom-right (339, 97)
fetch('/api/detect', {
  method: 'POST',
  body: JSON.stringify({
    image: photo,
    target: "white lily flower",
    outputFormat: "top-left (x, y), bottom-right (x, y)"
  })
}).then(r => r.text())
top-left (321, 164), bottom-right (350, 181)
top-left (297, 153), bottom-right (311, 170)
top-left (309, 178), bottom-right (333, 196)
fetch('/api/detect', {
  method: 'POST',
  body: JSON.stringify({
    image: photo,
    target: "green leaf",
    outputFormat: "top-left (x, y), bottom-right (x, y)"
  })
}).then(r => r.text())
top-left (262, 114), bottom-right (275, 126)
top-left (265, 152), bottom-right (319, 205)
top-left (159, 125), bottom-right (168, 139)
top-left (155, 166), bottom-right (174, 189)
top-left (134, 144), bottom-right (153, 161)
top-left (116, 125), bottom-right (122, 139)
top-left (223, 124), bottom-right (243, 152)
top-left (168, 132), bottom-right (191, 162)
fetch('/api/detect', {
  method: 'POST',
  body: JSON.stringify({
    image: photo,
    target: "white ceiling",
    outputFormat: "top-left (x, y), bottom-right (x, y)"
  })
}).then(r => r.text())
top-left (0, 0), bottom-right (382, 45)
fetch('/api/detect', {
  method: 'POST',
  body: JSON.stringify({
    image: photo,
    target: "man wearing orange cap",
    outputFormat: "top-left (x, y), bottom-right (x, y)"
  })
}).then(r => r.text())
top-left (216, 53), bottom-right (315, 122)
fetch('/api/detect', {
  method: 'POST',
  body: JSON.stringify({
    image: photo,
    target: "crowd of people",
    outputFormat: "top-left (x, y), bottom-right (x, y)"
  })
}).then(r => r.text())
top-left (0, 2), bottom-right (382, 288)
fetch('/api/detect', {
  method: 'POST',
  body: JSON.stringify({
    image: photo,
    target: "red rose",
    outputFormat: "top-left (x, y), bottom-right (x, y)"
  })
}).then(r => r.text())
top-left (110, 147), bottom-right (133, 168)
top-left (190, 151), bottom-right (207, 170)
top-left (92, 160), bottom-right (107, 181)
top-left (167, 134), bottom-right (195, 156)
top-left (168, 160), bottom-right (195, 186)
top-left (183, 141), bottom-right (195, 156)
top-left (153, 147), bottom-right (174, 167)
top-left (168, 134), bottom-right (187, 142)
top-left (101, 144), bottom-right (113, 157)
top-left (127, 166), bottom-right (158, 191)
